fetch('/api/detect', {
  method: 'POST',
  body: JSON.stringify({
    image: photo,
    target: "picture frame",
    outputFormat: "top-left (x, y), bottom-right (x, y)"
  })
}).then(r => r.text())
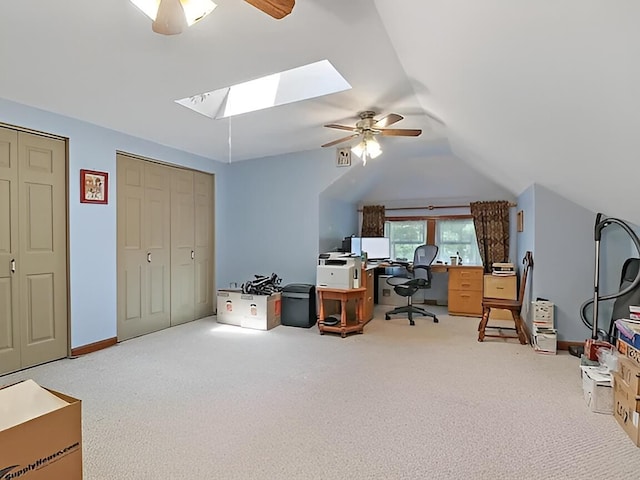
top-left (336, 147), bottom-right (351, 167)
top-left (517, 210), bottom-right (524, 232)
top-left (80, 169), bottom-right (109, 204)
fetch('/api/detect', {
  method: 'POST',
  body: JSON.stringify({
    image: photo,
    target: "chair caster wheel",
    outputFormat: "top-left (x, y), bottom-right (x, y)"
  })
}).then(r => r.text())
top-left (409, 320), bottom-right (415, 326)
top-left (433, 317), bottom-right (439, 323)
top-left (385, 315), bottom-right (390, 320)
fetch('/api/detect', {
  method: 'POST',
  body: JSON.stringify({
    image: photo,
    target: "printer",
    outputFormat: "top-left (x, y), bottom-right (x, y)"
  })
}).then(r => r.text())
top-left (316, 252), bottom-right (362, 289)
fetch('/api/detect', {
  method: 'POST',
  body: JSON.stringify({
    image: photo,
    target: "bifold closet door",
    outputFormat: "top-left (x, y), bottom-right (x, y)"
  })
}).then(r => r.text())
top-left (170, 168), bottom-right (195, 325)
top-left (0, 127), bottom-right (68, 375)
top-left (117, 155), bottom-right (171, 340)
top-left (0, 127), bottom-right (20, 374)
top-left (194, 171), bottom-right (214, 318)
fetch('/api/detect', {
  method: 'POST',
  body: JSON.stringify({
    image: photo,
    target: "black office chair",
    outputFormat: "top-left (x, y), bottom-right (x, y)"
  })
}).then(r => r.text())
top-left (385, 245), bottom-right (439, 326)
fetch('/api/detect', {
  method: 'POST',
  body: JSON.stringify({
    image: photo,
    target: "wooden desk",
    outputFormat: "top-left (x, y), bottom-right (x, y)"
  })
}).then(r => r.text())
top-left (317, 287), bottom-right (367, 338)
top-left (368, 262), bottom-right (485, 315)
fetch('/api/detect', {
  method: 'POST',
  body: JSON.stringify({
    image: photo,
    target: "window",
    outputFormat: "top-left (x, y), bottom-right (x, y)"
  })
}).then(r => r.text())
top-left (435, 218), bottom-right (481, 265)
top-left (384, 217), bottom-right (482, 265)
top-left (384, 221), bottom-right (426, 261)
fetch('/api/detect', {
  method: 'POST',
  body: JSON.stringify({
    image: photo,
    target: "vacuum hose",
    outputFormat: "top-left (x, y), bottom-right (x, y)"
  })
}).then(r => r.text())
top-left (580, 214), bottom-right (640, 340)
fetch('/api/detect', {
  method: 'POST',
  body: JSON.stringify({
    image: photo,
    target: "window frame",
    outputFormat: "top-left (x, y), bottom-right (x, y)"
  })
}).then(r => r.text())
top-left (385, 214), bottom-right (481, 265)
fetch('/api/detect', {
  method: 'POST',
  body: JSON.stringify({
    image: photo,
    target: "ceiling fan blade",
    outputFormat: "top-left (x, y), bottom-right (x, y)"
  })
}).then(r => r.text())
top-left (152, 0), bottom-right (187, 35)
top-left (379, 128), bottom-right (422, 137)
top-left (322, 134), bottom-right (359, 148)
top-left (324, 124), bottom-right (358, 132)
top-left (244, 0), bottom-right (295, 19)
top-left (374, 113), bottom-right (403, 128)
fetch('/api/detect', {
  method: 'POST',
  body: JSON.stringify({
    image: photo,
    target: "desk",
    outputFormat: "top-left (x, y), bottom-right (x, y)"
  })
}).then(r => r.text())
top-left (368, 262), bottom-right (484, 316)
top-left (317, 287), bottom-right (366, 338)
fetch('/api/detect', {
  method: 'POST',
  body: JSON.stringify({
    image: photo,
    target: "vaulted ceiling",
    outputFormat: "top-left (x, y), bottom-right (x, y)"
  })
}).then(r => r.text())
top-left (1, 1), bottom-right (638, 223)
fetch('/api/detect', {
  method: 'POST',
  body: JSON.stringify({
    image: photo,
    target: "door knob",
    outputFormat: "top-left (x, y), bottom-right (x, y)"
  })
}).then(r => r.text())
top-left (10, 259), bottom-right (16, 273)
top-left (147, 253), bottom-right (152, 263)
top-left (191, 250), bottom-right (195, 260)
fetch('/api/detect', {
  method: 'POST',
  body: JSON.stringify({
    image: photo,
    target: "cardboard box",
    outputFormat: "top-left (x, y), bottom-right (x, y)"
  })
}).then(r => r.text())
top-left (581, 366), bottom-right (613, 414)
top-left (532, 300), bottom-right (554, 328)
top-left (216, 290), bottom-right (281, 330)
top-left (0, 380), bottom-right (82, 479)
top-left (533, 325), bottom-right (557, 354)
top-left (614, 373), bottom-right (640, 412)
top-left (617, 337), bottom-right (640, 367)
top-left (617, 355), bottom-right (640, 395)
top-left (613, 378), bottom-right (640, 446)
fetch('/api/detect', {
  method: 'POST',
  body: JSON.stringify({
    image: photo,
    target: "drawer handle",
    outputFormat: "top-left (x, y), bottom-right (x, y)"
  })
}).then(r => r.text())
top-left (460, 294), bottom-right (471, 298)
top-left (461, 283), bottom-right (471, 287)
top-left (496, 286), bottom-right (504, 290)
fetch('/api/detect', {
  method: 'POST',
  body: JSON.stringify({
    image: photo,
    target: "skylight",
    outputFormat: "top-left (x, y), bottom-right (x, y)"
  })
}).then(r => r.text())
top-left (176, 60), bottom-right (351, 119)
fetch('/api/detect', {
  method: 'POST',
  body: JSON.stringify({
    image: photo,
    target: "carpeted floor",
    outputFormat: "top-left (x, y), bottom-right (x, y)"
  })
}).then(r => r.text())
top-left (2, 305), bottom-right (639, 479)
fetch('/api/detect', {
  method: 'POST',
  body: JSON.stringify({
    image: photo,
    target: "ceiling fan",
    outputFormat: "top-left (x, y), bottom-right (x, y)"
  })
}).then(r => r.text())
top-left (135, 0), bottom-right (295, 36)
top-left (321, 111), bottom-right (422, 149)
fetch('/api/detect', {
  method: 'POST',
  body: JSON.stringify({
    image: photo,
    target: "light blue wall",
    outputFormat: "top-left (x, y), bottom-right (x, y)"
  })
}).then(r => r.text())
top-left (0, 98), bottom-right (226, 349)
top-left (516, 185), bottom-right (536, 324)
top-left (219, 149), bottom-right (349, 289)
top-left (529, 185), bottom-right (595, 342)
top-left (517, 185), bottom-right (640, 342)
top-left (318, 195), bottom-right (358, 254)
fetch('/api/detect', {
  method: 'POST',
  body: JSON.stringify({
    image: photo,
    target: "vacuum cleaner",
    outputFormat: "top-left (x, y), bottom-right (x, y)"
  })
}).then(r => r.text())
top-left (570, 213), bottom-right (640, 358)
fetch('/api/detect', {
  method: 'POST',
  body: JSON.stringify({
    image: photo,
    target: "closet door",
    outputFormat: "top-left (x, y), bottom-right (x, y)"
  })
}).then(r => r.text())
top-left (144, 163), bottom-right (171, 330)
top-left (0, 127), bottom-right (20, 374)
top-left (170, 168), bottom-right (195, 325)
top-left (194, 171), bottom-right (214, 319)
top-left (117, 155), bottom-right (171, 340)
top-left (17, 132), bottom-right (68, 368)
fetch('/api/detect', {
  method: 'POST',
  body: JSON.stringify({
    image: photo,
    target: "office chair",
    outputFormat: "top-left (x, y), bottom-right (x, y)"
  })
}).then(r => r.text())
top-left (478, 251), bottom-right (533, 344)
top-left (385, 245), bottom-right (439, 326)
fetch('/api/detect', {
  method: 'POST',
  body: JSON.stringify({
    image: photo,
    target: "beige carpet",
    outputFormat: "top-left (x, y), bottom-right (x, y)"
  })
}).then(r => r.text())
top-left (2, 305), bottom-right (638, 479)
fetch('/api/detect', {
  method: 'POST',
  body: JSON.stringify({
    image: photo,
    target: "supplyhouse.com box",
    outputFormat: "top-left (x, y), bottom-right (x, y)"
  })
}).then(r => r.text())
top-left (216, 290), bottom-right (281, 330)
top-left (0, 380), bottom-right (82, 480)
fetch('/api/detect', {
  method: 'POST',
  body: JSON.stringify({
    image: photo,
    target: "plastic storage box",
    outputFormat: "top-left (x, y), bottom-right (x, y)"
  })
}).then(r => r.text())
top-left (281, 284), bottom-right (317, 328)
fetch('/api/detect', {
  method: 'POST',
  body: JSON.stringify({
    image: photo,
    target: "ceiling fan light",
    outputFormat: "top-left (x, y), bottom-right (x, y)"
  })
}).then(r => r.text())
top-left (366, 138), bottom-right (382, 158)
top-left (368, 144), bottom-right (382, 159)
top-left (351, 141), bottom-right (366, 158)
top-left (131, 0), bottom-right (216, 29)
top-left (182, 0), bottom-right (217, 26)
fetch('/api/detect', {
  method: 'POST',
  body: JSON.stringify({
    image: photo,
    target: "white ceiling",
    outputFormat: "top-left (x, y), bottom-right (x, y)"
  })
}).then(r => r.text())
top-left (1, 1), bottom-right (639, 224)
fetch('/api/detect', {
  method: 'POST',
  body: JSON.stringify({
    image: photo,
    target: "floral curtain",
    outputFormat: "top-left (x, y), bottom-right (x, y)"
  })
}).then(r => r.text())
top-left (361, 205), bottom-right (385, 237)
top-left (470, 200), bottom-right (510, 273)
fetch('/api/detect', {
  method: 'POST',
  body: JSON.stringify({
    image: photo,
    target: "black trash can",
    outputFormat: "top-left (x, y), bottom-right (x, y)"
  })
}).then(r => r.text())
top-left (281, 284), bottom-right (317, 328)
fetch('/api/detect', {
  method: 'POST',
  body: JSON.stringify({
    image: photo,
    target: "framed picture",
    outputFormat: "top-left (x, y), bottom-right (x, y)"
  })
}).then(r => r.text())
top-left (336, 147), bottom-right (351, 167)
top-left (517, 210), bottom-right (524, 232)
top-left (80, 169), bottom-right (109, 204)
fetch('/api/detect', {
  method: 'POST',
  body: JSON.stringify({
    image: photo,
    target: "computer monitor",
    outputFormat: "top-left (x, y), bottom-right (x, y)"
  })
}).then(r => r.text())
top-left (351, 237), bottom-right (391, 260)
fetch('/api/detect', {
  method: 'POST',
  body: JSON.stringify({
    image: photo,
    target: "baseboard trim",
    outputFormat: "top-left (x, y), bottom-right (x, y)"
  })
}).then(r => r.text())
top-left (71, 337), bottom-right (117, 356)
top-left (557, 341), bottom-right (584, 351)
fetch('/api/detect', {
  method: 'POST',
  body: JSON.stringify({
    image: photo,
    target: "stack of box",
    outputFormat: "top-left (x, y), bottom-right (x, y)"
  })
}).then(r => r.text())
top-left (532, 300), bottom-right (557, 354)
top-left (613, 308), bottom-right (640, 446)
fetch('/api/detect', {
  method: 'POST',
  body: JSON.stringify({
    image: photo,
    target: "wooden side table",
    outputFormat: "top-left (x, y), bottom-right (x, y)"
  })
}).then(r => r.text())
top-left (317, 287), bottom-right (367, 338)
